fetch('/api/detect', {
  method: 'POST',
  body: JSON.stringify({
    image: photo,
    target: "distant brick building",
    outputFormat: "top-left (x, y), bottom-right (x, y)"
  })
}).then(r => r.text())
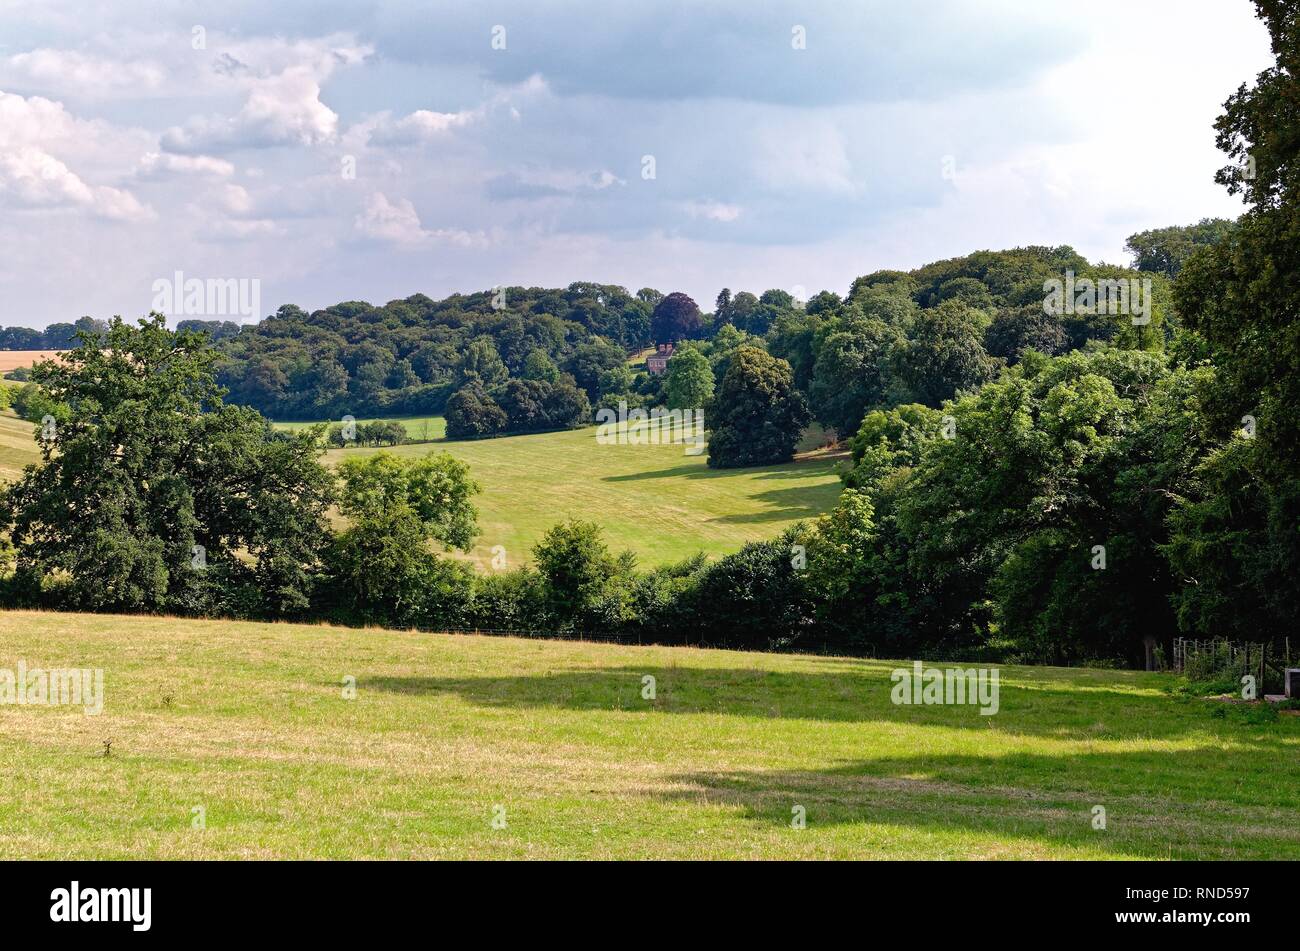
top-left (646, 343), bottom-right (674, 375)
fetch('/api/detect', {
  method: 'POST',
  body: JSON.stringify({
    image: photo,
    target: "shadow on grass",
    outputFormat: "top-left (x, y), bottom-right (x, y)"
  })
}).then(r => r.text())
top-left (654, 745), bottom-right (1300, 859)
top-left (361, 664), bottom-right (1291, 742)
top-left (602, 460), bottom-right (838, 484)
top-left (705, 484), bottom-right (841, 524)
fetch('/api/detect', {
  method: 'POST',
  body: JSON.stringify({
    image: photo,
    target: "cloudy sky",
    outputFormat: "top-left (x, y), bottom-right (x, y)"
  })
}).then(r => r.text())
top-left (0, 0), bottom-right (1274, 326)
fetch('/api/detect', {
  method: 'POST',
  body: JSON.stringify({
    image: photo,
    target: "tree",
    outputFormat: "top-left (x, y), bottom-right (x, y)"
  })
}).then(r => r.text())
top-left (807, 319), bottom-right (900, 436)
top-left (337, 450), bottom-right (480, 551)
top-left (564, 338), bottom-right (625, 400)
top-left (759, 288), bottom-right (795, 310)
top-left (702, 323), bottom-right (761, 385)
top-left (936, 277), bottom-right (995, 310)
top-left (596, 364), bottom-right (635, 404)
top-left (802, 489), bottom-right (907, 655)
top-left (1125, 218), bottom-right (1236, 278)
top-left (326, 451), bottom-right (479, 626)
top-left (766, 311), bottom-right (821, 392)
top-left (11, 381), bottom-right (63, 423)
top-left (841, 403), bottom-right (941, 492)
top-left (521, 349), bottom-right (560, 383)
top-left (650, 292), bottom-right (703, 344)
top-left (445, 382), bottom-right (507, 439)
top-left (455, 337), bottom-right (509, 389)
top-left (532, 520), bottom-right (617, 630)
top-left (729, 290), bottom-right (793, 336)
top-left (894, 348), bottom-right (1191, 664)
top-left (804, 290), bottom-right (842, 316)
top-left (984, 304), bottom-right (1069, 363)
top-left (663, 346), bottom-right (714, 410)
top-left (714, 288), bottom-right (732, 324)
top-left (0, 315), bottom-right (335, 615)
top-left (676, 532), bottom-right (812, 650)
top-left (1166, 0), bottom-right (1300, 641)
top-left (707, 346), bottom-right (810, 468)
top-left (493, 378), bottom-right (590, 433)
top-left (892, 300), bottom-right (998, 406)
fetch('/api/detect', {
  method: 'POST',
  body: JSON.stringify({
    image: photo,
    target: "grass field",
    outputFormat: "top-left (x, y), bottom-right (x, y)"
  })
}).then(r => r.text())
top-left (0, 609), bottom-right (1295, 859)
top-left (277, 414), bottom-right (448, 442)
top-left (0, 413), bottom-right (39, 482)
top-left (0, 409), bottom-right (842, 567)
top-left (314, 418), bottom-right (844, 569)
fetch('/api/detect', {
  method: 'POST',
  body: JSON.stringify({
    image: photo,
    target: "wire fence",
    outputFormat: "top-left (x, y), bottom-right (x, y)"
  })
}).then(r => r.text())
top-left (1172, 636), bottom-right (1295, 693)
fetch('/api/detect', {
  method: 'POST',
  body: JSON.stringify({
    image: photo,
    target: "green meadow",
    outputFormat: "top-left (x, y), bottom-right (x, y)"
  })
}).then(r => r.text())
top-left (0, 610), bottom-right (1294, 859)
top-left (1, 409), bottom-right (844, 568)
top-left (300, 416), bottom-right (844, 569)
top-left (0, 414), bottom-right (39, 483)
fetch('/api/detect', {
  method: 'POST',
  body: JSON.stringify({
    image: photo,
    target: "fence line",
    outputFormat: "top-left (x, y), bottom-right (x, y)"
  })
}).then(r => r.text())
top-left (1172, 636), bottom-right (1293, 691)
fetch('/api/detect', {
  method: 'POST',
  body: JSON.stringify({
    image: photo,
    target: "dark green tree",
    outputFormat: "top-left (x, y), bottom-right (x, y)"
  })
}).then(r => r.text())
top-left (650, 292), bottom-right (703, 344)
top-left (1166, 0), bottom-right (1300, 640)
top-left (808, 319), bottom-right (900, 436)
top-left (1, 315), bottom-right (335, 615)
top-left (445, 381), bottom-right (507, 439)
top-left (892, 300), bottom-right (998, 406)
top-left (1125, 218), bottom-right (1236, 278)
top-left (707, 346), bottom-right (810, 468)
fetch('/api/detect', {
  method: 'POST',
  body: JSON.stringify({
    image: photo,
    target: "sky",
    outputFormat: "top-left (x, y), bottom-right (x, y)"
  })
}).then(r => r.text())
top-left (0, 0), bottom-right (1275, 327)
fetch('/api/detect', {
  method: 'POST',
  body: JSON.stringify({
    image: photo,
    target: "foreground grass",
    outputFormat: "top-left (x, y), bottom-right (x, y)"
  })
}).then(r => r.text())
top-left (0, 610), bottom-right (1295, 859)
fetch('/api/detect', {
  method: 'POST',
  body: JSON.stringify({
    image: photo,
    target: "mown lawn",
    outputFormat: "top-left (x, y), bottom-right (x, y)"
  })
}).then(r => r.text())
top-left (0, 610), bottom-right (1295, 859)
top-left (276, 414), bottom-right (448, 442)
top-left (317, 419), bottom-right (843, 569)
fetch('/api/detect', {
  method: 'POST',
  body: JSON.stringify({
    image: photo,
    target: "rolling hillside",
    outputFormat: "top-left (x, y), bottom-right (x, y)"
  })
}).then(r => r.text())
top-left (313, 418), bottom-right (844, 568)
top-left (0, 410), bottom-right (844, 567)
top-left (0, 414), bottom-right (40, 483)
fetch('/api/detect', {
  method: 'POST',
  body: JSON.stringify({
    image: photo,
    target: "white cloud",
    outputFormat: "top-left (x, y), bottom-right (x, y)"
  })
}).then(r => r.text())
top-left (161, 36), bottom-right (372, 153)
top-left (204, 217), bottom-right (280, 240)
top-left (163, 66), bottom-right (340, 152)
top-left (1, 48), bottom-right (165, 97)
top-left (136, 151), bottom-right (233, 179)
top-left (362, 108), bottom-right (478, 146)
top-left (0, 90), bottom-right (151, 220)
top-left (684, 200), bottom-right (743, 222)
top-left (348, 75), bottom-right (545, 149)
top-left (0, 146), bottom-right (150, 220)
top-left (354, 192), bottom-right (486, 249)
top-left (219, 183), bottom-right (253, 215)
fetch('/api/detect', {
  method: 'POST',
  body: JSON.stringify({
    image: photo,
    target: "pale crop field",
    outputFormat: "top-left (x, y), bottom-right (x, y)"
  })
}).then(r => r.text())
top-left (0, 350), bottom-right (63, 373)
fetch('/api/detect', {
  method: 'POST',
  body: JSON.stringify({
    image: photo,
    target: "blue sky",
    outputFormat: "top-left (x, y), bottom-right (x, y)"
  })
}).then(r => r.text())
top-left (0, 0), bottom-right (1274, 326)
